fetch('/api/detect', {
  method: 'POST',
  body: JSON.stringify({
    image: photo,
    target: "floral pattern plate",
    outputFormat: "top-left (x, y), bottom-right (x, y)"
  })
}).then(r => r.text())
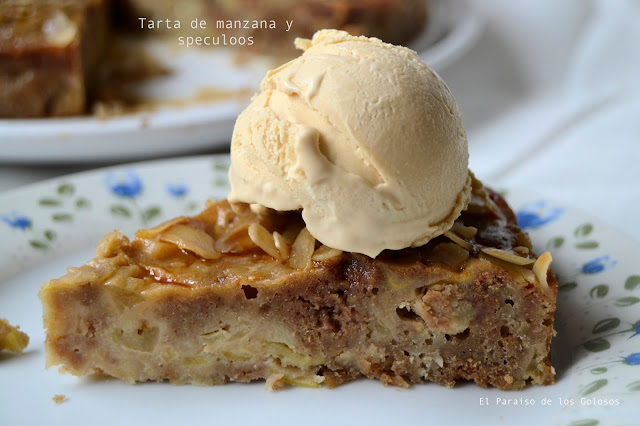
top-left (0, 155), bottom-right (638, 426)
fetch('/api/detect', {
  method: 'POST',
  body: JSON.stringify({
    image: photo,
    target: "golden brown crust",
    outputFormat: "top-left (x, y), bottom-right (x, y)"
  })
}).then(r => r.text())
top-left (40, 180), bottom-right (557, 390)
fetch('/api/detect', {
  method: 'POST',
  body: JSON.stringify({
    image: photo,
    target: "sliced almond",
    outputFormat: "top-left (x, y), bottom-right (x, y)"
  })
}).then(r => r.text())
top-left (532, 251), bottom-right (553, 297)
top-left (136, 216), bottom-right (188, 239)
top-left (450, 223), bottom-right (477, 239)
top-left (479, 252), bottom-right (536, 283)
top-left (273, 231), bottom-right (291, 261)
top-left (229, 202), bottom-right (250, 216)
top-left (248, 223), bottom-right (280, 260)
top-left (158, 224), bottom-right (221, 260)
top-left (312, 245), bottom-right (343, 261)
top-left (443, 230), bottom-right (473, 251)
top-left (216, 206), bottom-right (233, 228)
top-left (480, 247), bottom-right (535, 266)
top-left (288, 227), bottom-right (315, 270)
top-left (250, 203), bottom-right (271, 216)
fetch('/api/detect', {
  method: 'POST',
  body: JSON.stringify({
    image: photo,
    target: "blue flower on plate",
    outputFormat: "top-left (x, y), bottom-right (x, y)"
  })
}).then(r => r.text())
top-left (166, 182), bottom-right (188, 198)
top-left (515, 201), bottom-right (564, 230)
top-left (106, 170), bottom-right (143, 198)
top-left (581, 255), bottom-right (617, 274)
top-left (623, 352), bottom-right (640, 366)
top-left (1, 212), bottom-right (32, 230)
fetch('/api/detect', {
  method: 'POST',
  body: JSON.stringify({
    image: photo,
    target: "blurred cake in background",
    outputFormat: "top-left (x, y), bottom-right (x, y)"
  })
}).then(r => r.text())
top-left (116, 0), bottom-right (427, 54)
top-left (0, 0), bottom-right (109, 118)
top-left (0, 0), bottom-right (428, 118)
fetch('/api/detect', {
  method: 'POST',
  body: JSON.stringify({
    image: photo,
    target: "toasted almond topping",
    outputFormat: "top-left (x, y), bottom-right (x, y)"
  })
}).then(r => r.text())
top-left (250, 203), bottom-right (271, 216)
top-left (480, 247), bottom-right (535, 265)
top-left (230, 202), bottom-right (250, 215)
top-left (443, 230), bottom-right (473, 251)
top-left (450, 223), bottom-right (477, 239)
top-left (136, 217), bottom-right (188, 239)
top-left (95, 230), bottom-right (129, 258)
top-left (248, 223), bottom-right (280, 259)
top-left (532, 251), bottom-right (553, 296)
top-left (479, 252), bottom-right (536, 283)
top-left (513, 246), bottom-right (530, 255)
top-left (520, 267), bottom-right (536, 283)
top-left (312, 245), bottom-right (343, 261)
top-left (216, 207), bottom-right (233, 227)
top-left (273, 231), bottom-right (291, 261)
top-left (288, 227), bottom-right (315, 270)
top-left (158, 224), bottom-right (221, 260)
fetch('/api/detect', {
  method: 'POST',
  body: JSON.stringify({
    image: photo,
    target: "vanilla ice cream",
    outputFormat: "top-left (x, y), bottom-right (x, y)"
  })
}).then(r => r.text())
top-left (228, 29), bottom-right (471, 258)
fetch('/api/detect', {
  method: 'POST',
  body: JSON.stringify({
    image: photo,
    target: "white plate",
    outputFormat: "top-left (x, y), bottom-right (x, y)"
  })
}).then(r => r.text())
top-left (0, 0), bottom-right (483, 165)
top-left (1, 155), bottom-right (638, 426)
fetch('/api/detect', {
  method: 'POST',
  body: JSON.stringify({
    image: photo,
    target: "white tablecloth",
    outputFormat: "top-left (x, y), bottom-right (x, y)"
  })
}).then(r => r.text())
top-left (441, 0), bottom-right (640, 243)
top-left (1, 0), bottom-right (639, 242)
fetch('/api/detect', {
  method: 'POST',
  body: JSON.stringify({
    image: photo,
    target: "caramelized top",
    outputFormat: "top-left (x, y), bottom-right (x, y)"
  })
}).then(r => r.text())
top-left (104, 175), bottom-right (537, 290)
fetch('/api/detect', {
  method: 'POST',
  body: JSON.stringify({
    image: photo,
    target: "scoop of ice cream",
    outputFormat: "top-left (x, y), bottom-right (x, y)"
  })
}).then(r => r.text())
top-left (228, 29), bottom-right (471, 258)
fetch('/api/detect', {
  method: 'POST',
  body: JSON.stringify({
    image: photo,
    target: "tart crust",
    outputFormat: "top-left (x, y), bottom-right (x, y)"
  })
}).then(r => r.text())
top-left (40, 178), bottom-right (557, 389)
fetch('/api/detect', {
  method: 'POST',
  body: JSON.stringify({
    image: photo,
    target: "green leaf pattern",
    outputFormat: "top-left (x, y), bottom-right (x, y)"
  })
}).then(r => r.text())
top-left (574, 223), bottom-right (594, 238)
top-left (592, 318), bottom-right (620, 334)
top-left (575, 241), bottom-right (599, 249)
top-left (559, 282), bottom-right (578, 292)
top-left (583, 338), bottom-right (611, 352)
top-left (547, 236), bottom-right (564, 249)
top-left (580, 379), bottom-right (608, 396)
top-left (625, 275), bottom-right (640, 291)
top-left (589, 284), bottom-right (609, 299)
top-left (614, 296), bottom-right (640, 307)
top-left (569, 420), bottom-right (599, 426)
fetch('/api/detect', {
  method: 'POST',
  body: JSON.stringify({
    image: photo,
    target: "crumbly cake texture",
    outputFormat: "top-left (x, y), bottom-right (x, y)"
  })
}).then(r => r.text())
top-left (0, 318), bottom-right (29, 354)
top-left (0, 0), bottom-right (109, 118)
top-left (40, 177), bottom-right (557, 390)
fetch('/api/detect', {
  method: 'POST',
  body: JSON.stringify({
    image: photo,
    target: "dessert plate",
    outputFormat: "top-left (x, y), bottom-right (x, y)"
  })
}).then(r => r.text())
top-left (0, 0), bottom-right (483, 165)
top-left (1, 155), bottom-right (638, 426)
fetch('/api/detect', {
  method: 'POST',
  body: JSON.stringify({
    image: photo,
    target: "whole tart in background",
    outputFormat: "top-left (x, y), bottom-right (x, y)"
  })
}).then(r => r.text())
top-left (0, 0), bottom-right (109, 118)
